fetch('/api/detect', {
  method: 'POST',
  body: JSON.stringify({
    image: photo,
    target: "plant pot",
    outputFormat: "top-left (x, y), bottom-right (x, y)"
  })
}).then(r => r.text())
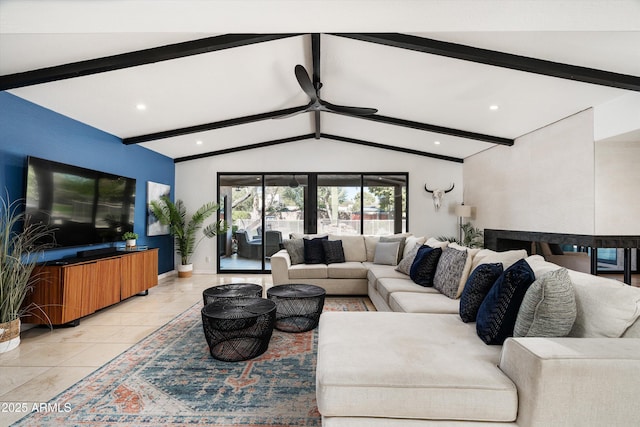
top-left (125, 239), bottom-right (136, 248)
top-left (0, 319), bottom-right (21, 353)
top-left (177, 263), bottom-right (193, 278)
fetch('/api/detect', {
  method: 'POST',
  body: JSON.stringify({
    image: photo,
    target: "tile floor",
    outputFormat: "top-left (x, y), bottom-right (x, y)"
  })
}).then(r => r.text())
top-left (0, 273), bottom-right (274, 427)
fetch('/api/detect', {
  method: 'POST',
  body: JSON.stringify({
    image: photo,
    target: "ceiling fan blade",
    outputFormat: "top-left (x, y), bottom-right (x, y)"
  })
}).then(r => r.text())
top-left (295, 64), bottom-right (318, 103)
top-left (271, 104), bottom-right (310, 119)
top-left (323, 101), bottom-right (378, 115)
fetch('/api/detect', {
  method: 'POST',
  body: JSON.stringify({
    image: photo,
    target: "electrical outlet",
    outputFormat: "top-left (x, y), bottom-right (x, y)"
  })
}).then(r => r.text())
top-left (205, 256), bottom-right (210, 263)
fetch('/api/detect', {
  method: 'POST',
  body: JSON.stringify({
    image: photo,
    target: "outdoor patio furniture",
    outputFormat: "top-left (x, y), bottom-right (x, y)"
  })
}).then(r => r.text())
top-left (235, 230), bottom-right (261, 259)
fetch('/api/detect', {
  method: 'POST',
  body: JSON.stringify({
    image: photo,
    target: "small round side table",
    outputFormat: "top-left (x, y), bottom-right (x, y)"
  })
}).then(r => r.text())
top-left (202, 283), bottom-right (263, 305)
top-left (201, 298), bottom-right (276, 362)
top-left (267, 284), bottom-right (326, 333)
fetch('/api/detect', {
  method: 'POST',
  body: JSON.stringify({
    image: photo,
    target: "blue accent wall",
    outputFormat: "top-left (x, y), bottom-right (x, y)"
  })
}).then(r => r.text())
top-left (0, 92), bottom-right (175, 274)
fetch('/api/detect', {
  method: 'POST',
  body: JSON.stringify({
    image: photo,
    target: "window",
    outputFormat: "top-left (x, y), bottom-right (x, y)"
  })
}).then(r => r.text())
top-left (218, 172), bottom-right (407, 272)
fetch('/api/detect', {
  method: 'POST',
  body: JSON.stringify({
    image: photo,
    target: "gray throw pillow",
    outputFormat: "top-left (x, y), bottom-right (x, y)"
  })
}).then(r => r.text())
top-left (433, 246), bottom-right (468, 299)
top-left (373, 241), bottom-right (401, 266)
top-left (514, 268), bottom-right (577, 337)
top-left (380, 235), bottom-right (407, 264)
top-left (283, 239), bottom-right (305, 265)
top-left (395, 242), bottom-right (421, 275)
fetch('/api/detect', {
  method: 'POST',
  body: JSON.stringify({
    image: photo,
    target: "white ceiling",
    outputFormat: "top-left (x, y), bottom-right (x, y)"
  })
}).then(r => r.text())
top-left (1, 0), bottom-right (639, 162)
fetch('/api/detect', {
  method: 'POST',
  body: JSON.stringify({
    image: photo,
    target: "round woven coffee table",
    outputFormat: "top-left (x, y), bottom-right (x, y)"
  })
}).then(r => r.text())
top-left (202, 283), bottom-right (263, 305)
top-left (201, 298), bottom-right (276, 362)
top-left (267, 284), bottom-right (326, 333)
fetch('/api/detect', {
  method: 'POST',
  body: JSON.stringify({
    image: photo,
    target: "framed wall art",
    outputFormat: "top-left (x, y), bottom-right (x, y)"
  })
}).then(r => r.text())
top-left (147, 181), bottom-right (171, 236)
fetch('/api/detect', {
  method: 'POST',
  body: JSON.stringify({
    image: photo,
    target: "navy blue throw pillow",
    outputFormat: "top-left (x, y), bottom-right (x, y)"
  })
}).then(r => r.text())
top-left (476, 259), bottom-right (535, 345)
top-left (409, 246), bottom-right (443, 287)
top-left (303, 236), bottom-right (328, 264)
top-left (459, 263), bottom-right (504, 323)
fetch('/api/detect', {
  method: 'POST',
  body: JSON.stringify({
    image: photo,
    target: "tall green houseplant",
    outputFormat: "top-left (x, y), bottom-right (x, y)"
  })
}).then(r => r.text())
top-left (149, 196), bottom-right (227, 277)
top-left (1, 195), bottom-right (54, 352)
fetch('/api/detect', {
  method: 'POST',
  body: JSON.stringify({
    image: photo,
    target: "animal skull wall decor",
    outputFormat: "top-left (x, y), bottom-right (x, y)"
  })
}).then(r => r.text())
top-left (424, 183), bottom-right (455, 210)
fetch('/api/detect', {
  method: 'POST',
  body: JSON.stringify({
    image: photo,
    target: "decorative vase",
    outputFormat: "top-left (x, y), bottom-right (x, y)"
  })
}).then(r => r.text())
top-left (0, 319), bottom-right (21, 353)
top-left (177, 263), bottom-right (193, 278)
top-left (126, 239), bottom-right (136, 248)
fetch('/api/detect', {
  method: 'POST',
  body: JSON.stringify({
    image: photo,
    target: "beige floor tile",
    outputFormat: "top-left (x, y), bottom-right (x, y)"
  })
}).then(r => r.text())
top-left (1, 366), bottom-right (97, 402)
top-left (58, 343), bottom-right (133, 367)
top-left (0, 272), bottom-right (274, 422)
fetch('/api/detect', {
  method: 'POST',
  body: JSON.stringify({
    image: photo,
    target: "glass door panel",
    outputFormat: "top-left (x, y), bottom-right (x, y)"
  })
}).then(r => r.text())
top-left (264, 175), bottom-right (307, 267)
top-left (219, 175), bottom-right (263, 271)
top-left (317, 174), bottom-right (361, 235)
top-left (363, 174), bottom-right (407, 235)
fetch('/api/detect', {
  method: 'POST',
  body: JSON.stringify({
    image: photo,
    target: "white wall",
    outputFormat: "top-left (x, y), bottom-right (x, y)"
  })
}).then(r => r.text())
top-left (176, 138), bottom-right (463, 273)
top-left (595, 139), bottom-right (640, 235)
top-left (463, 109), bottom-right (596, 235)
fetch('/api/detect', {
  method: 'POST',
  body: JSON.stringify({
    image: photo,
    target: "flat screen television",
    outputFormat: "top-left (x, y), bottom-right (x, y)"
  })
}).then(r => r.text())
top-left (24, 156), bottom-right (136, 248)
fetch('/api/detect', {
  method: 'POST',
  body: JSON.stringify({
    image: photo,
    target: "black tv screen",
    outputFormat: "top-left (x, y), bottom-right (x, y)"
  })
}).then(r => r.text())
top-left (24, 156), bottom-right (136, 248)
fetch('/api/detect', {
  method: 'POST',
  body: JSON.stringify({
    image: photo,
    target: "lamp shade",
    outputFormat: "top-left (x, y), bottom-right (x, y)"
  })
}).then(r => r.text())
top-left (455, 205), bottom-right (473, 218)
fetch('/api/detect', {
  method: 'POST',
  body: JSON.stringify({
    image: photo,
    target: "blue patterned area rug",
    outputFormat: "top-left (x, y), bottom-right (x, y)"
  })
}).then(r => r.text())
top-left (12, 297), bottom-right (369, 426)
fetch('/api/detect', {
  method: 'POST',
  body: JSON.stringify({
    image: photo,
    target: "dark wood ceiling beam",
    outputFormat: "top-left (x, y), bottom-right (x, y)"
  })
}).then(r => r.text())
top-left (123, 105), bottom-right (309, 144)
top-left (0, 33), bottom-right (301, 91)
top-left (331, 111), bottom-right (514, 146)
top-left (321, 133), bottom-right (464, 163)
top-left (312, 33), bottom-right (322, 139)
top-left (332, 33), bottom-right (640, 92)
top-left (174, 134), bottom-right (315, 163)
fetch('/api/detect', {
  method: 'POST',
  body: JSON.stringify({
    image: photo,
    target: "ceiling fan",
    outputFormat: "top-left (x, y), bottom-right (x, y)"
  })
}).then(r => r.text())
top-left (293, 64), bottom-right (378, 116)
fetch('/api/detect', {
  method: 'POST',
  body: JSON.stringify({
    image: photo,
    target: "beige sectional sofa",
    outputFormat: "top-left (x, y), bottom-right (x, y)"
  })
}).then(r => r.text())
top-left (271, 234), bottom-right (640, 426)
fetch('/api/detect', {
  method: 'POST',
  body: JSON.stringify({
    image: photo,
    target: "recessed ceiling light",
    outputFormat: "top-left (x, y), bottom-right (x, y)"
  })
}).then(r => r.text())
top-left (489, 105), bottom-right (499, 111)
top-left (434, 140), bottom-right (441, 145)
top-left (196, 140), bottom-right (203, 145)
top-left (136, 103), bottom-right (147, 111)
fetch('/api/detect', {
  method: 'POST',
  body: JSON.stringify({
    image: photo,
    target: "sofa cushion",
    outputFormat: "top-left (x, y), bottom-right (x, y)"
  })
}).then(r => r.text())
top-left (327, 262), bottom-right (368, 279)
top-left (322, 239), bottom-right (346, 264)
top-left (459, 262), bottom-right (504, 323)
top-left (316, 312), bottom-right (517, 422)
top-left (330, 234), bottom-right (366, 262)
top-left (288, 263), bottom-right (328, 279)
top-left (514, 267), bottom-right (576, 338)
top-left (471, 248), bottom-right (528, 272)
top-left (395, 242), bottom-right (421, 275)
top-left (389, 291), bottom-right (460, 314)
top-left (283, 238), bottom-right (305, 265)
top-left (373, 241), bottom-right (401, 266)
top-left (526, 255), bottom-right (640, 338)
top-left (303, 236), bottom-right (328, 264)
top-left (362, 235), bottom-right (380, 261)
top-left (366, 263), bottom-right (409, 291)
top-left (476, 259), bottom-right (536, 345)
top-left (567, 269), bottom-right (640, 338)
top-left (433, 246), bottom-right (468, 298)
top-left (377, 277), bottom-right (439, 304)
top-left (409, 246), bottom-right (442, 286)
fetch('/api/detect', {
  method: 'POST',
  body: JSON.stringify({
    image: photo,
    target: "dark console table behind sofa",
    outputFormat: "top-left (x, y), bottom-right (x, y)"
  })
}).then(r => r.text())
top-left (485, 229), bottom-right (639, 284)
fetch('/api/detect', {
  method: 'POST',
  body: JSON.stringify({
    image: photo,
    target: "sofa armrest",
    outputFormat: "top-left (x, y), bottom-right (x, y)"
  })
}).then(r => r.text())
top-left (270, 249), bottom-right (291, 284)
top-left (499, 337), bottom-right (640, 426)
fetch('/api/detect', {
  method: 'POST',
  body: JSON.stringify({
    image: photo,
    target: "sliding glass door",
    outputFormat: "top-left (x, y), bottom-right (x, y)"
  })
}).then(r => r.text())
top-left (218, 172), bottom-right (407, 273)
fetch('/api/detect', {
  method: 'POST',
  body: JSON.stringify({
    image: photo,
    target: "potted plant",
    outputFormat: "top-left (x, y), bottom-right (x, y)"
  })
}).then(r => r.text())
top-left (0, 195), bottom-right (54, 353)
top-left (122, 231), bottom-right (138, 248)
top-left (149, 195), bottom-right (227, 278)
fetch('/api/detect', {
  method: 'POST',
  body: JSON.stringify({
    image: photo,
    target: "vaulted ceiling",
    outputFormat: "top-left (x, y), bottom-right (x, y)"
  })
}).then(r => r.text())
top-left (2, 1), bottom-right (639, 163)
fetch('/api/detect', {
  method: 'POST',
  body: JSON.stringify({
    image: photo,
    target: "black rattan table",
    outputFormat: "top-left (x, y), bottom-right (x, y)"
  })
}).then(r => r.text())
top-left (267, 284), bottom-right (326, 332)
top-left (201, 298), bottom-right (276, 362)
top-left (202, 283), bottom-right (263, 305)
